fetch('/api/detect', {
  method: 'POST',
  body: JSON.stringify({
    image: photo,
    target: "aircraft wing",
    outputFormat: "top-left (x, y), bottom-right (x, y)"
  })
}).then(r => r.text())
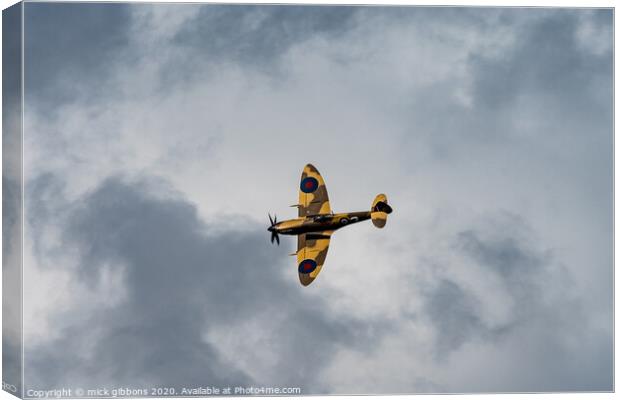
top-left (297, 232), bottom-right (332, 286)
top-left (298, 164), bottom-right (331, 217)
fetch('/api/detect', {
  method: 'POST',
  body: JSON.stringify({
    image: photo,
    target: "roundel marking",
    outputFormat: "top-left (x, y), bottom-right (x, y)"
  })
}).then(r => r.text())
top-left (298, 259), bottom-right (318, 274)
top-left (340, 218), bottom-right (349, 225)
top-left (300, 177), bottom-right (319, 193)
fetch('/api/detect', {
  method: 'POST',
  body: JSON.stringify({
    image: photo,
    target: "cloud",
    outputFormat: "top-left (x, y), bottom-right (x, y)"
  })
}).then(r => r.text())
top-left (24, 3), bottom-right (132, 108)
top-left (173, 5), bottom-right (358, 66)
top-left (24, 176), bottom-right (387, 392)
top-left (321, 212), bottom-right (611, 393)
top-left (425, 215), bottom-right (571, 357)
top-left (20, 4), bottom-right (612, 394)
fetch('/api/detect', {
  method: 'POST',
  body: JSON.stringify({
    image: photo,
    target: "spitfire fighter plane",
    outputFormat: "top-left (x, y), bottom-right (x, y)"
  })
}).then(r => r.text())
top-left (268, 164), bottom-right (393, 286)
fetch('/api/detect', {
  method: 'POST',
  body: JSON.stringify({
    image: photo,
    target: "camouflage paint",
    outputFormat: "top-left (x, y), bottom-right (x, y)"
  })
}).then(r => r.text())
top-left (272, 164), bottom-right (393, 286)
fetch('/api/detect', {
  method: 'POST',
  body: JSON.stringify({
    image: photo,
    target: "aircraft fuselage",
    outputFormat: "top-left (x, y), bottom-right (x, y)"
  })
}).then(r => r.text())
top-left (268, 211), bottom-right (371, 236)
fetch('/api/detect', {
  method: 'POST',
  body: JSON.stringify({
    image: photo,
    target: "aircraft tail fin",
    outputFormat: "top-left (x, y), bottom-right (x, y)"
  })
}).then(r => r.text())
top-left (371, 194), bottom-right (393, 228)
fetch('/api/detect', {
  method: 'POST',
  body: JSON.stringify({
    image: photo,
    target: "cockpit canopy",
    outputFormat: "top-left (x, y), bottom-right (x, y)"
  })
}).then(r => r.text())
top-left (312, 214), bottom-right (332, 223)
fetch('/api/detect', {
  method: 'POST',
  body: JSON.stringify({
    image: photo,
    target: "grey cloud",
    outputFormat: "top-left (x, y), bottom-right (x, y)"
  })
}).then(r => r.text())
top-left (24, 2), bottom-right (131, 108)
top-left (397, 9), bottom-right (612, 391)
top-left (455, 229), bottom-right (549, 295)
top-left (24, 176), bottom-right (387, 392)
top-left (426, 279), bottom-right (487, 357)
top-left (23, 3), bottom-right (360, 107)
top-left (423, 218), bottom-right (548, 357)
top-left (174, 4), bottom-right (358, 65)
top-left (421, 215), bottom-right (611, 391)
top-left (397, 9), bottom-right (612, 160)
top-left (22, 5), bottom-right (510, 108)
top-left (126, 4), bottom-right (362, 95)
top-left (470, 9), bottom-right (612, 114)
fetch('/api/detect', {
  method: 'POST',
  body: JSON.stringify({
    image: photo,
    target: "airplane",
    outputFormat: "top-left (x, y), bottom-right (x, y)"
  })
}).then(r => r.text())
top-left (268, 163), bottom-right (393, 286)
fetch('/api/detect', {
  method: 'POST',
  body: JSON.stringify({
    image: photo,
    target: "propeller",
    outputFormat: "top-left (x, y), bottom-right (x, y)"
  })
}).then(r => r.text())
top-left (268, 213), bottom-right (280, 245)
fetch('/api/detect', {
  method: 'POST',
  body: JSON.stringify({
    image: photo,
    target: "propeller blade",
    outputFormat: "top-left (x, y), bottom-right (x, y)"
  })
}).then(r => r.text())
top-left (268, 213), bottom-right (279, 245)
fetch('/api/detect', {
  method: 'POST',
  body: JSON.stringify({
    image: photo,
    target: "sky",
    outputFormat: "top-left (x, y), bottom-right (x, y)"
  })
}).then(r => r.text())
top-left (8, 3), bottom-right (613, 394)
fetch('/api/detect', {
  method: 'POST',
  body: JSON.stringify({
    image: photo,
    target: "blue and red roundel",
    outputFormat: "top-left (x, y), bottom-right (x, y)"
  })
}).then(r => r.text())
top-left (298, 259), bottom-right (318, 274)
top-left (300, 177), bottom-right (319, 193)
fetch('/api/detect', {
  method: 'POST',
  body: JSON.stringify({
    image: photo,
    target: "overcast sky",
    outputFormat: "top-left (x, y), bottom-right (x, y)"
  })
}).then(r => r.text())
top-left (14, 4), bottom-right (613, 394)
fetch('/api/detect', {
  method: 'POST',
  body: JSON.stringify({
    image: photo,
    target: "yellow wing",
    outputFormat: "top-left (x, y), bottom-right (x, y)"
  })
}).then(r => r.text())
top-left (297, 232), bottom-right (332, 286)
top-left (298, 164), bottom-right (331, 217)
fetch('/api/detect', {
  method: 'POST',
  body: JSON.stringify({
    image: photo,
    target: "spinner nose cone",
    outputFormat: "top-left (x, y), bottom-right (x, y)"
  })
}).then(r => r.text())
top-left (268, 226), bottom-right (275, 232)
